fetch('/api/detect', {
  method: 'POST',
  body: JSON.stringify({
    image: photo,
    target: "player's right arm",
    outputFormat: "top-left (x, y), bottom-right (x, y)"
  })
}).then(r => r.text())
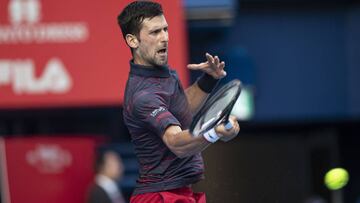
top-left (162, 116), bottom-right (240, 158)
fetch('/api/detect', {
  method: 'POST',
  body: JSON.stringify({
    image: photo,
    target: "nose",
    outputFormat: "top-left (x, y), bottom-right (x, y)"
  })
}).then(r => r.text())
top-left (160, 29), bottom-right (168, 42)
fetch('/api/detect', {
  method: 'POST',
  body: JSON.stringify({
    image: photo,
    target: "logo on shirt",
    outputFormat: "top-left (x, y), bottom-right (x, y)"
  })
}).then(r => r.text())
top-left (150, 106), bottom-right (166, 117)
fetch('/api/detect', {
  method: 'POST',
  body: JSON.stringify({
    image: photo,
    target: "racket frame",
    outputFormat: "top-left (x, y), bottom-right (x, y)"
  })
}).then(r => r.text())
top-left (190, 79), bottom-right (242, 137)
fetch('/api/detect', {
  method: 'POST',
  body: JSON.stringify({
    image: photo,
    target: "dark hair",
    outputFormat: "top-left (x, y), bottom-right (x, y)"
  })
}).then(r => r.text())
top-left (117, 1), bottom-right (163, 39)
top-left (94, 149), bottom-right (119, 173)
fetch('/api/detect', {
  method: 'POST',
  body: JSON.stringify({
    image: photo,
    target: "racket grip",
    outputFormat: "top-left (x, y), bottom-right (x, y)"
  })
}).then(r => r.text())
top-left (224, 121), bottom-right (233, 130)
top-left (203, 128), bottom-right (220, 143)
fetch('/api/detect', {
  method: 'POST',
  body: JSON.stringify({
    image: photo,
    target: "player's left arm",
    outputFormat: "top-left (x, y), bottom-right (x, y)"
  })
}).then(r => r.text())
top-left (185, 53), bottom-right (227, 113)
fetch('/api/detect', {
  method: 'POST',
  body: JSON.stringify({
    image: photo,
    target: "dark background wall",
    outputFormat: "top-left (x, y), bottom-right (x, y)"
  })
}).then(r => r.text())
top-left (194, 128), bottom-right (339, 203)
top-left (188, 1), bottom-right (360, 122)
top-left (187, 0), bottom-right (360, 202)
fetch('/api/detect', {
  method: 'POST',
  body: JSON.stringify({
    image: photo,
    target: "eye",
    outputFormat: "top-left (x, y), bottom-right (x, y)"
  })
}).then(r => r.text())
top-left (151, 29), bottom-right (161, 35)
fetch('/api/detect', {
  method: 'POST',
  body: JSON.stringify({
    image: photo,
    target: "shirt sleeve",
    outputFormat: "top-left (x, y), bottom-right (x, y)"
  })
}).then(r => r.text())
top-left (132, 91), bottom-right (181, 137)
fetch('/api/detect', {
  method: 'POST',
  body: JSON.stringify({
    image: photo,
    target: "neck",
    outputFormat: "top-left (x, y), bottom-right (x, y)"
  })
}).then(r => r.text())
top-left (132, 52), bottom-right (152, 66)
top-left (133, 58), bottom-right (150, 66)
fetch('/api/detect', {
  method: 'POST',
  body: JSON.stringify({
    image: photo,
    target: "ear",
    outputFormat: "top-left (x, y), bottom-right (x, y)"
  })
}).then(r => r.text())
top-left (125, 34), bottom-right (139, 49)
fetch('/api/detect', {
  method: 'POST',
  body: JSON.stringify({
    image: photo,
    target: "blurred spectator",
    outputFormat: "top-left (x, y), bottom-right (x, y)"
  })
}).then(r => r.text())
top-left (0, 187), bottom-right (1, 203)
top-left (86, 150), bottom-right (126, 203)
top-left (304, 195), bottom-right (327, 203)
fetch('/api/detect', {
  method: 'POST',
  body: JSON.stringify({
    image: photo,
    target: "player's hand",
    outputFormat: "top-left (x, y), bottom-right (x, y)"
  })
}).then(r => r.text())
top-left (215, 115), bottom-right (240, 142)
top-left (187, 53), bottom-right (226, 79)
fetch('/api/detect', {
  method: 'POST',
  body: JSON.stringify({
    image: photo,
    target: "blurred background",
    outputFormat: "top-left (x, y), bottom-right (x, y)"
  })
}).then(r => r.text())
top-left (0, 0), bottom-right (359, 202)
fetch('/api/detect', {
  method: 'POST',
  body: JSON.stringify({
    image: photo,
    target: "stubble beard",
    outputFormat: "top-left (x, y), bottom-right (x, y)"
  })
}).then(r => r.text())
top-left (146, 52), bottom-right (168, 67)
top-left (135, 49), bottom-right (168, 67)
top-left (153, 55), bottom-right (168, 66)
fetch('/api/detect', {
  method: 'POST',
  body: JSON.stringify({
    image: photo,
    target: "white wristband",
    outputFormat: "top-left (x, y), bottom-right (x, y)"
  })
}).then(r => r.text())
top-left (203, 128), bottom-right (220, 143)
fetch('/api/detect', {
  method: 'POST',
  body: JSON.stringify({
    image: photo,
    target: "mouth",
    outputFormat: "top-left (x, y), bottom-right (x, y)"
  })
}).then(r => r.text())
top-left (157, 48), bottom-right (167, 55)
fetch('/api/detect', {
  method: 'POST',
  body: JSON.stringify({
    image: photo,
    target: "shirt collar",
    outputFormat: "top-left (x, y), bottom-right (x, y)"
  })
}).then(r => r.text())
top-left (95, 175), bottom-right (119, 197)
top-left (129, 60), bottom-right (171, 78)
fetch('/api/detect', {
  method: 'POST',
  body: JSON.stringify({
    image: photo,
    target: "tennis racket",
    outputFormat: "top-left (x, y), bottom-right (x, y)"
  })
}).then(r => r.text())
top-left (190, 79), bottom-right (242, 137)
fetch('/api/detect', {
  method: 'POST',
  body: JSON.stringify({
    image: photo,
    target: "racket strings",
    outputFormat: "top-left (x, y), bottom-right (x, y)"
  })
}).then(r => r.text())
top-left (190, 80), bottom-right (242, 137)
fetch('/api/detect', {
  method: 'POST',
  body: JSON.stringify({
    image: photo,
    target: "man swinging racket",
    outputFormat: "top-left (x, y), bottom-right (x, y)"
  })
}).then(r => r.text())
top-left (118, 1), bottom-right (240, 202)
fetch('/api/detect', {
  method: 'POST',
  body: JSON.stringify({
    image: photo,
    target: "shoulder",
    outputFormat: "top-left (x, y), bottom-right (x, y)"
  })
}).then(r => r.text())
top-left (88, 183), bottom-right (104, 193)
top-left (131, 89), bottom-right (167, 118)
top-left (133, 89), bottom-right (164, 106)
top-left (86, 184), bottom-right (111, 203)
top-left (132, 91), bottom-right (166, 112)
top-left (129, 76), bottom-right (164, 103)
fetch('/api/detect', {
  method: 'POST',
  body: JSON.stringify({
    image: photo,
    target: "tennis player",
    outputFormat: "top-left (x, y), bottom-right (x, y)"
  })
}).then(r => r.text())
top-left (118, 1), bottom-right (240, 202)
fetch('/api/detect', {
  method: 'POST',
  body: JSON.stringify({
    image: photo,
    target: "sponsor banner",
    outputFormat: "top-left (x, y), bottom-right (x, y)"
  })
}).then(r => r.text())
top-left (0, 136), bottom-right (97, 203)
top-left (0, 0), bottom-right (189, 108)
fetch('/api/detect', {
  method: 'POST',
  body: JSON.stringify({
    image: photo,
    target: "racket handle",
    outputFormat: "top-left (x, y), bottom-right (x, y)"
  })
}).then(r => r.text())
top-left (224, 121), bottom-right (233, 130)
top-left (203, 128), bottom-right (220, 143)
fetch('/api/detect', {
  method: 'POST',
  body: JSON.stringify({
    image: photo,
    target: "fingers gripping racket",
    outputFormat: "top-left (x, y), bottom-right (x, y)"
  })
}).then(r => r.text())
top-left (190, 79), bottom-right (242, 137)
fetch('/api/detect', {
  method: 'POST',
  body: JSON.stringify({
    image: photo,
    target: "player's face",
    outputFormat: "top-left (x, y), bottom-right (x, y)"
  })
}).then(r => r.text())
top-left (134, 15), bottom-right (169, 66)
